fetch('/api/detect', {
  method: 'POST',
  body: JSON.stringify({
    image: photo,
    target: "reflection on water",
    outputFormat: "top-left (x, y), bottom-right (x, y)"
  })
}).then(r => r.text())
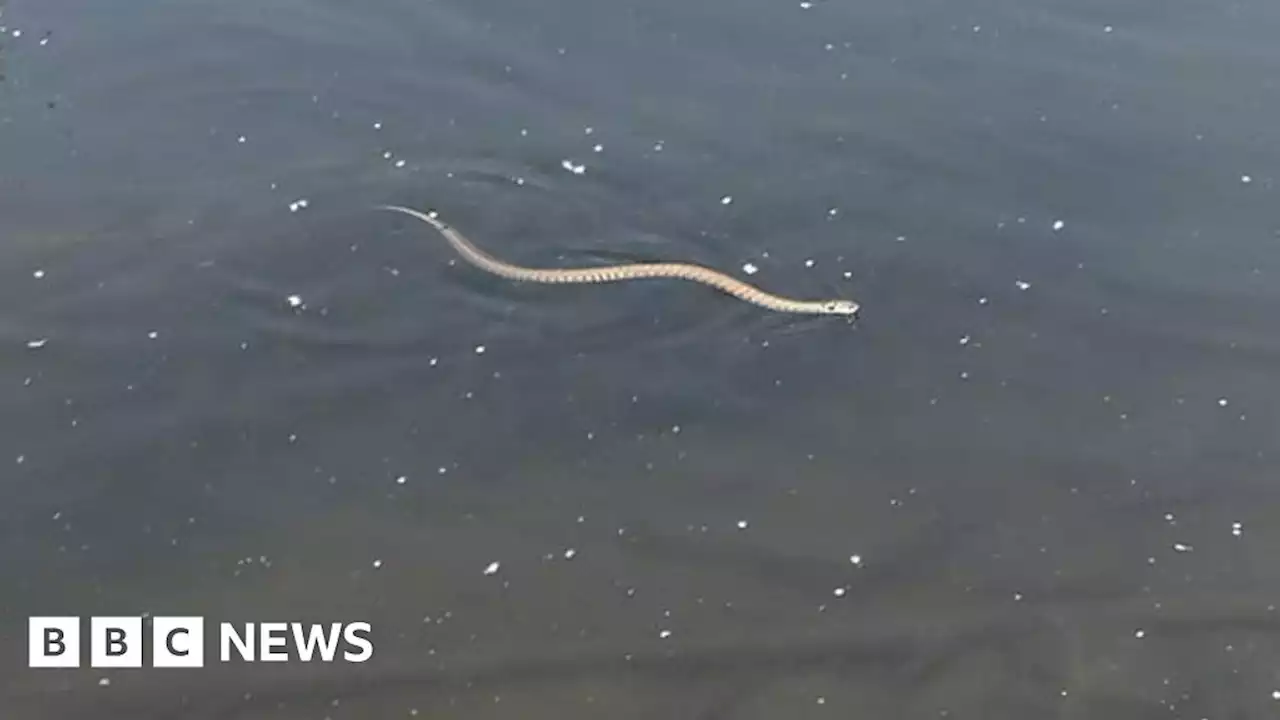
top-left (3, 0), bottom-right (1280, 717)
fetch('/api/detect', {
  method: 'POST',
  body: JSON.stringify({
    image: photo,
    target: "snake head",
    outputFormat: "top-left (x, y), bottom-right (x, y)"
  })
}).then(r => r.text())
top-left (822, 300), bottom-right (860, 316)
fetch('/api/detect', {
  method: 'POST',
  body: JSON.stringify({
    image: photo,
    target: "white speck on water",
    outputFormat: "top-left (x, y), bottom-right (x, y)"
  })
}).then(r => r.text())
top-left (720, 195), bottom-right (733, 205)
top-left (98, 677), bottom-right (110, 687)
top-left (563, 548), bottom-right (577, 560)
top-left (395, 476), bottom-right (407, 485)
top-left (799, 1), bottom-right (812, 8)
top-left (1172, 543), bottom-right (1193, 553)
top-left (849, 554), bottom-right (863, 566)
top-left (33, 270), bottom-right (45, 279)
top-left (286, 295), bottom-right (304, 308)
top-left (1218, 398), bottom-right (1229, 407)
top-left (742, 262), bottom-right (759, 275)
top-left (1015, 280), bottom-right (1031, 290)
top-left (959, 335), bottom-right (971, 345)
top-left (842, 270), bottom-right (853, 279)
top-left (147, 331), bottom-right (159, 340)
top-left (26, 339), bottom-right (48, 349)
top-left (437, 466), bottom-right (448, 475)
top-left (1051, 219), bottom-right (1065, 232)
top-left (560, 159), bottom-right (586, 174)
top-left (520, 128), bottom-right (528, 136)
top-left (653, 141), bottom-right (664, 152)
top-left (804, 259), bottom-right (815, 268)
top-left (483, 561), bottom-right (501, 576)
top-left (1233, 521), bottom-right (1243, 537)
top-left (395, 159), bottom-right (406, 168)
top-left (671, 425), bottom-right (681, 434)
top-left (16, 455), bottom-right (25, 464)
top-left (11, 29), bottom-right (22, 38)
top-left (40, 36), bottom-right (49, 46)
top-left (895, 235), bottom-right (907, 242)
top-left (736, 520), bottom-right (748, 530)
top-left (978, 297), bottom-right (989, 305)
top-left (1104, 25), bottom-right (1114, 32)
top-left (833, 587), bottom-right (846, 597)
top-left (373, 122), bottom-right (382, 130)
top-left (658, 629), bottom-right (672, 639)
top-left (1272, 690), bottom-right (1280, 700)
top-left (429, 357), bottom-right (438, 366)
top-left (592, 144), bottom-right (604, 153)
top-left (584, 126), bottom-right (594, 135)
top-left (288, 198), bottom-right (309, 212)
top-left (372, 559), bottom-right (383, 569)
top-left (1135, 629), bottom-right (1145, 638)
top-left (1241, 175), bottom-right (1253, 184)
top-left (237, 136), bottom-right (246, 144)
top-left (474, 345), bottom-right (486, 354)
top-left (828, 207), bottom-right (839, 217)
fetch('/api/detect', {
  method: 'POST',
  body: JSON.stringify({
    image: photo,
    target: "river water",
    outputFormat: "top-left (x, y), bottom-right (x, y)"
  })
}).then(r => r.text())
top-left (2, 0), bottom-right (1279, 717)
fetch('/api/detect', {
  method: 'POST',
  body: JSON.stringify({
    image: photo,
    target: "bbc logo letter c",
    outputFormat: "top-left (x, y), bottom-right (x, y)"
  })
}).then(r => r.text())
top-left (152, 617), bottom-right (204, 668)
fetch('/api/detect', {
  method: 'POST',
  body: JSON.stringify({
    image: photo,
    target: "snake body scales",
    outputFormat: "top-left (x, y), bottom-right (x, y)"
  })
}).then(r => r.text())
top-left (378, 204), bottom-right (860, 316)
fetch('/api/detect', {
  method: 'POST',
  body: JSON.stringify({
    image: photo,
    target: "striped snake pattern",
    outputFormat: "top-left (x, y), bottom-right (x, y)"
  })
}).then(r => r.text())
top-left (379, 205), bottom-right (860, 316)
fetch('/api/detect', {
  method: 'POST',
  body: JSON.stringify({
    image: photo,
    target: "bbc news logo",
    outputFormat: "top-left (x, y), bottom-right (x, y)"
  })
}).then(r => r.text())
top-left (29, 617), bottom-right (373, 668)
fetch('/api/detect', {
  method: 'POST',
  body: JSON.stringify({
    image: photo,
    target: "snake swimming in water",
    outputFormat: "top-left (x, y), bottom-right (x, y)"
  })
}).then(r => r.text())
top-left (377, 204), bottom-right (860, 316)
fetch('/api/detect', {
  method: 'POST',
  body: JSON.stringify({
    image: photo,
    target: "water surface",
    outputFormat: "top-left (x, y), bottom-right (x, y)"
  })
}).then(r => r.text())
top-left (2, 0), bottom-right (1280, 717)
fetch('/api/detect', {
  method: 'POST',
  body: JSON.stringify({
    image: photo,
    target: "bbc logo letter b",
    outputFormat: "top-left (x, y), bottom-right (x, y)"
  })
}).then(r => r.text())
top-left (90, 617), bottom-right (143, 668)
top-left (30, 617), bottom-right (81, 668)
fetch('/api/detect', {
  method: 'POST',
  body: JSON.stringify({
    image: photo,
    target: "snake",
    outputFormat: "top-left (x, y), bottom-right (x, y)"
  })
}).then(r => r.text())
top-left (377, 204), bottom-right (860, 316)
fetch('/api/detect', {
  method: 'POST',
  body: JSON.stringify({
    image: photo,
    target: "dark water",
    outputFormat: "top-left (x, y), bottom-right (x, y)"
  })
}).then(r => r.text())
top-left (3, 0), bottom-right (1280, 716)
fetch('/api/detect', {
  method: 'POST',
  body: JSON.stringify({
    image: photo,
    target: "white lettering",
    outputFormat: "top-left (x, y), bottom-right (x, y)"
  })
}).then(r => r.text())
top-left (343, 622), bottom-right (373, 662)
top-left (260, 622), bottom-right (289, 661)
top-left (219, 623), bottom-right (254, 662)
top-left (290, 623), bottom-right (342, 662)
